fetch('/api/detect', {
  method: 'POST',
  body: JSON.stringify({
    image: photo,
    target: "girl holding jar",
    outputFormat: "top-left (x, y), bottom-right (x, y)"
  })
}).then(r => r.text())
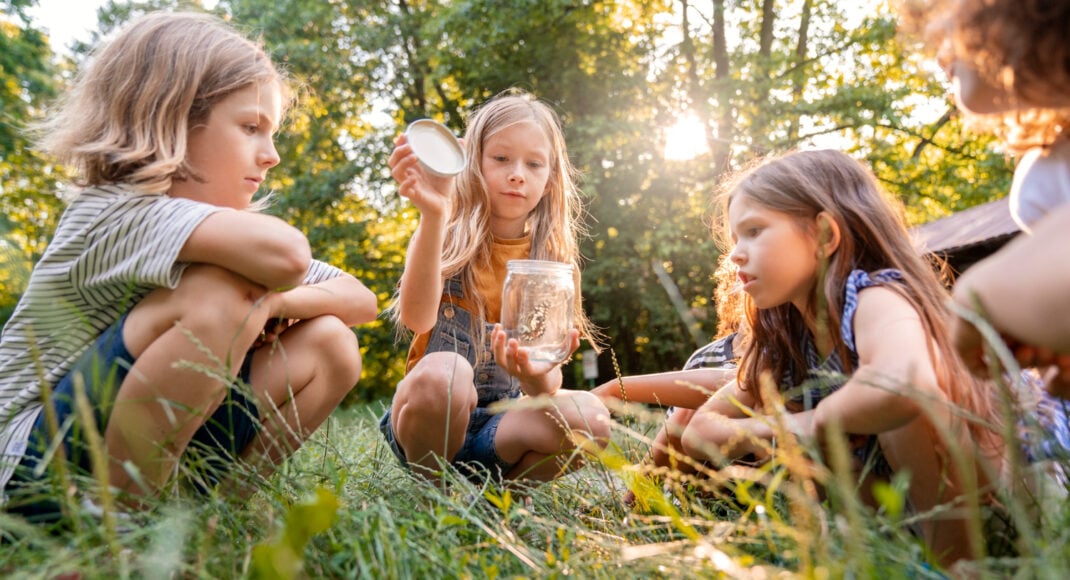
top-left (380, 91), bottom-right (609, 485)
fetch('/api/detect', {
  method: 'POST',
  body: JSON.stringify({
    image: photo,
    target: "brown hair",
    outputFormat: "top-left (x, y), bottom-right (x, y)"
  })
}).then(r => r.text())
top-left (36, 12), bottom-right (290, 194)
top-left (712, 253), bottom-right (744, 340)
top-left (719, 149), bottom-right (1001, 455)
top-left (899, 0), bottom-right (1070, 151)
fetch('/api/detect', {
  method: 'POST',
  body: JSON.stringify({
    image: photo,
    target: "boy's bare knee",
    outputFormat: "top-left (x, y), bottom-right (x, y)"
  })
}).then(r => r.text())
top-left (177, 265), bottom-right (266, 307)
top-left (306, 315), bottom-right (362, 387)
top-left (124, 265), bottom-right (269, 356)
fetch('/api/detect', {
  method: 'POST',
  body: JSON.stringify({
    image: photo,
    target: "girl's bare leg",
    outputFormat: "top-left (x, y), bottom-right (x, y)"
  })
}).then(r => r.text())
top-left (625, 408), bottom-right (698, 504)
top-left (878, 417), bottom-right (975, 566)
top-left (390, 352), bottom-right (478, 478)
top-left (495, 390), bottom-right (610, 482)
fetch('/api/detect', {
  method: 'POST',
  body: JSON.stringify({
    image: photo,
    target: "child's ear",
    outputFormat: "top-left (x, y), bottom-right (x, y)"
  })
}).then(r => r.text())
top-left (815, 211), bottom-right (841, 258)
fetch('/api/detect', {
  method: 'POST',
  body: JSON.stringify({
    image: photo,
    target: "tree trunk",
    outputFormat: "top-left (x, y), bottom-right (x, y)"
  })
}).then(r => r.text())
top-left (711, 0), bottom-right (732, 175)
top-left (787, 0), bottom-right (813, 142)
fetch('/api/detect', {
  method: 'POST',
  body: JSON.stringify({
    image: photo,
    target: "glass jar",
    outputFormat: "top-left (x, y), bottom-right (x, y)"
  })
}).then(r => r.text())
top-left (500, 260), bottom-right (575, 363)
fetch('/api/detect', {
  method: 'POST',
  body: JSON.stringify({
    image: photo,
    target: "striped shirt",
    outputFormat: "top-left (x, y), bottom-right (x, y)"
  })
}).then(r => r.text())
top-left (0, 185), bottom-right (343, 499)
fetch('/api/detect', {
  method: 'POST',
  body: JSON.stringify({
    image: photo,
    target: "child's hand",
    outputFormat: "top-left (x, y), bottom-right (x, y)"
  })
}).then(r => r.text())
top-left (388, 134), bottom-right (454, 219)
top-left (784, 409), bottom-right (816, 442)
top-left (254, 317), bottom-right (292, 349)
top-left (951, 309), bottom-right (1070, 397)
top-left (1005, 338), bottom-right (1070, 399)
top-left (491, 324), bottom-right (579, 397)
top-left (949, 310), bottom-right (989, 377)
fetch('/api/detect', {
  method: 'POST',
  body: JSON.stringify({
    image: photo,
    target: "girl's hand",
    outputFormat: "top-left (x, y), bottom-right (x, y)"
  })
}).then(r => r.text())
top-left (684, 409), bottom-right (767, 465)
top-left (491, 324), bottom-right (579, 397)
top-left (388, 134), bottom-right (454, 219)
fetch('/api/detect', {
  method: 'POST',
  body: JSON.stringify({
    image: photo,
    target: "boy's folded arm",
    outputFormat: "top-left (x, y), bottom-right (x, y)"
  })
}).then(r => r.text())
top-left (275, 274), bottom-right (378, 327)
top-left (178, 210), bottom-right (312, 289)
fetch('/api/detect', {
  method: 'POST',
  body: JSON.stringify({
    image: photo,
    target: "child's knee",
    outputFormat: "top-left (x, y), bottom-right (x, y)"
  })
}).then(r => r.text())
top-left (124, 265), bottom-right (270, 354)
top-left (572, 392), bottom-right (611, 442)
top-left (398, 353), bottom-right (477, 413)
top-left (173, 264), bottom-right (265, 310)
top-left (305, 315), bottom-right (362, 386)
top-left (679, 420), bottom-right (705, 460)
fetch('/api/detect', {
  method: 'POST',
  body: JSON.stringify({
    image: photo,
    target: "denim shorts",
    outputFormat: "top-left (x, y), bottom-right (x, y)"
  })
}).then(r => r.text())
top-left (5, 313), bottom-right (259, 521)
top-left (379, 404), bottom-right (514, 484)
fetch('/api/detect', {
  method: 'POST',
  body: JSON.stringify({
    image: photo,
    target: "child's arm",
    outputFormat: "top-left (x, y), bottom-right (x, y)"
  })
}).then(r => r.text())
top-left (178, 210), bottom-right (312, 290)
top-left (272, 273), bottom-right (377, 327)
top-left (389, 134), bottom-right (453, 334)
top-left (952, 204), bottom-right (1070, 361)
top-left (810, 286), bottom-right (939, 437)
top-left (591, 368), bottom-right (736, 409)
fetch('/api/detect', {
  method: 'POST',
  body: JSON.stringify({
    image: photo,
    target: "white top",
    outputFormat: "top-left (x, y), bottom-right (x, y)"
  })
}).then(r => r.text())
top-left (1009, 138), bottom-right (1070, 234)
top-left (0, 185), bottom-right (343, 499)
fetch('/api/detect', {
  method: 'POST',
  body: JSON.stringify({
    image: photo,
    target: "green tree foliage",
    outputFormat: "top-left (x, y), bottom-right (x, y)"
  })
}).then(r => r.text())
top-left (0, 0), bottom-right (63, 321)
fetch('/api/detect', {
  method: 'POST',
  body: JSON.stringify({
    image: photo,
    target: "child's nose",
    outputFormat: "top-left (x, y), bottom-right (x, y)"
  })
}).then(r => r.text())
top-left (508, 163), bottom-right (525, 183)
top-left (729, 245), bottom-right (745, 264)
top-left (260, 142), bottom-right (281, 168)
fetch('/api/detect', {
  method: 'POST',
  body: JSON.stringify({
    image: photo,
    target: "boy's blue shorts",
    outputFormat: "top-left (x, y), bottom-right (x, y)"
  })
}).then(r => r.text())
top-left (5, 313), bottom-right (259, 522)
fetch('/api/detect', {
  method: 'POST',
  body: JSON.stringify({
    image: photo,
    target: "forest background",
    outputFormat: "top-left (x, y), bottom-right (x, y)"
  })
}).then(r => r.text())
top-left (1, 0), bottom-right (1012, 401)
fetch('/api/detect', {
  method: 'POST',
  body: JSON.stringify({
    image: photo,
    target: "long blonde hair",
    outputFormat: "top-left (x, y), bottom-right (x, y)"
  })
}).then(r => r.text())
top-left (899, 0), bottom-right (1070, 152)
top-left (35, 11), bottom-right (290, 195)
top-left (720, 150), bottom-right (1001, 456)
top-left (443, 90), bottom-right (597, 347)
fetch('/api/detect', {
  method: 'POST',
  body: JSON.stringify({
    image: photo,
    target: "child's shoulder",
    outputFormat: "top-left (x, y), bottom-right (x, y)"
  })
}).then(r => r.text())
top-left (56, 185), bottom-right (221, 239)
top-left (842, 269), bottom-right (905, 315)
top-left (684, 333), bottom-right (738, 370)
top-left (67, 184), bottom-right (160, 207)
top-left (841, 270), bottom-right (917, 353)
top-left (1010, 138), bottom-right (1070, 231)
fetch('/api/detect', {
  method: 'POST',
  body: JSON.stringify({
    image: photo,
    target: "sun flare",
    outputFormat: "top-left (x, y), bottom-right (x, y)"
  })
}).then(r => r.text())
top-left (663, 114), bottom-right (710, 161)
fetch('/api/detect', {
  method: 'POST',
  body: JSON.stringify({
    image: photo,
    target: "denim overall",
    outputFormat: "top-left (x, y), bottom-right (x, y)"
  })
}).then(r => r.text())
top-left (379, 277), bottom-right (520, 482)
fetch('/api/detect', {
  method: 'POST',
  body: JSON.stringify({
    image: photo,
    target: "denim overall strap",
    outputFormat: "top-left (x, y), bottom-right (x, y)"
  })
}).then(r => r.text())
top-left (427, 276), bottom-right (520, 407)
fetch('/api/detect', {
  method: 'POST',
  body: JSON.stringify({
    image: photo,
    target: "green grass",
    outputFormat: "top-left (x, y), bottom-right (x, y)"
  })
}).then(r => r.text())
top-left (2, 400), bottom-right (1070, 579)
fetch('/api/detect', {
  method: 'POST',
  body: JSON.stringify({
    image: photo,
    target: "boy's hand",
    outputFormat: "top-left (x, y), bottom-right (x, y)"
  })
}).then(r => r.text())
top-left (1005, 337), bottom-right (1070, 399)
top-left (254, 317), bottom-right (292, 349)
top-left (951, 308), bottom-right (1070, 398)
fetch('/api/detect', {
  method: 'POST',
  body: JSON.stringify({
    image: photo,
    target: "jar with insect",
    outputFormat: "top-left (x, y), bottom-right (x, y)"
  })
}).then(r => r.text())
top-left (500, 260), bottom-right (575, 363)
